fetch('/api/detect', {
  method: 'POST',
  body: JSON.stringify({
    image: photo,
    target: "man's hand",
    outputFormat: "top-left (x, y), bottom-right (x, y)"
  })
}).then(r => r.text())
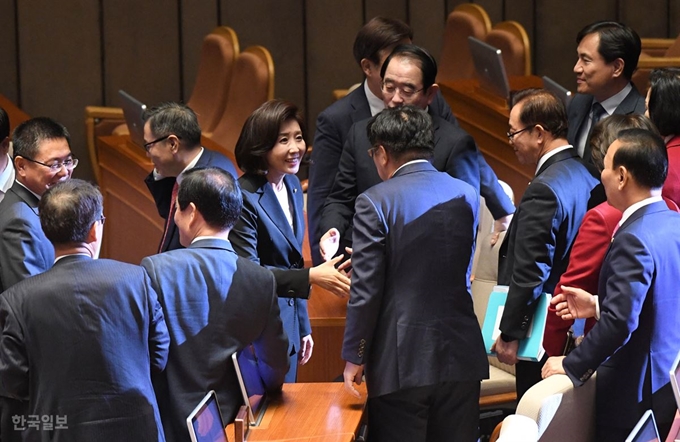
top-left (319, 228), bottom-right (340, 261)
top-left (553, 285), bottom-right (597, 320)
top-left (491, 336), bottom-right (519, 365)
top-left (299, 334), bottom-right (314, 365)
top-left (541, 356), bottom-right (566, 379)
top-left (309, 255), bottom-right (351, 298)
top-left (337, 247), bottom-right (353, 278)
top-left (343, 361), bottom-right (364, 398)
top-left (490, 214), bottom-right (513, 245)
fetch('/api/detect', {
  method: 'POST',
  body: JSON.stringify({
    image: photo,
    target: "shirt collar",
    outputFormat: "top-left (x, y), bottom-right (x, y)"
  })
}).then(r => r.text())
top-left (390, 159), bottom-right (429, 178)
top-left (619, 195), bottom-right (663, 227)
top-left (597, 83), bottom-right (632, 116)
top-left (364, 81), bottom-right (385, 117)
top-left (535, 145), bottom-right (572, 175)
top-left (15, 179), bottom-right (42, 200)
top-left (177, 147), bottom-right (205, 184)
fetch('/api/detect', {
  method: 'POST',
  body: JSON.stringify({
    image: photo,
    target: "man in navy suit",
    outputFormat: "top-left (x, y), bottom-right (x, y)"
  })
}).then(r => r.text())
top-left (0, 117), bottom-right (75, 292)
top-left (0, 179), bottom-right (169, 441)
top-left (308, 18), bottom-right (514, 264)
top-left (543, 129), bottom-right (680, 441)
top-left (143, 102), bottom-right (238, 252)
top-left (492, 89), bottom-right (598, 399)
top-left (567, 21), bottom-right (645, 169)
top-left (141, 167), bottom-right (289, 442)
top-left (319, 44), bottom-right (511, 258)
top-left (343, 106), bottom-right (488, 442)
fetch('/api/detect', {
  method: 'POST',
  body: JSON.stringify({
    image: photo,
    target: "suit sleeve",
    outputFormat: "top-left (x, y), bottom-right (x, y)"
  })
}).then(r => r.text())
top-left (0, 295), bottom-right (29, 401)
top-left (432, 90), bottom-right (459, 127)
top-left (0, 216), bottom-right (51, 290)
top-left (444, 132), bottom-right (481, 195)
top-left (142, 267), bottom-right (170, 372)
top-left (500, 182), bottom-right (561, 340)
top-left (144, 174), bottom-right (175, 219)
top-left (543, 208), bottom-right (610, 356)
top-left (252, 272), bottom-right (290, 392)
top-left (563, 232), bottom-right (652, 386)
top-left (341, 194), bottom-right (386, 365)
top-left (477, 151), bottom-right (515, 219)
top-left (308, 110), bottom-right (344, 265)
top-left (230, 193), bottom-right (311, 299)
top-left (319, 130), bottom-right (360, 249)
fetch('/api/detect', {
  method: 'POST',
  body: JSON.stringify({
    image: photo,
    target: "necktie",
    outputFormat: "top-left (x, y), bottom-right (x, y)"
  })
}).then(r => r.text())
top-left (158, 181), bottom-right (179, 253)
top-left (584, 102), bottom-right (608, 163)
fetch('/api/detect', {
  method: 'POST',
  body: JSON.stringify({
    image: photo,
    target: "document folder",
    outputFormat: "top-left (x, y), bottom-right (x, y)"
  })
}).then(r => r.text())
top-left (482, 285), bottom-right (550, 362)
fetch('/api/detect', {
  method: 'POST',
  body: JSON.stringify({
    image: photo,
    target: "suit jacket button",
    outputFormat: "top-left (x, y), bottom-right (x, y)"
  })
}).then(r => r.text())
top-left (288, 298), bottom-right (295, 306)
top-left (360, 339), bottom-right (366, 344)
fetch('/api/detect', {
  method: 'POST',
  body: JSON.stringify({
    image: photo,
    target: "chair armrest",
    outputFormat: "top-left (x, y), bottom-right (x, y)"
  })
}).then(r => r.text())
top-left (641, 37), bottom-right (676, 57)
top-left (85, 106), bottom-right (124, 120)
top-left (637, 56), bottom-right (680, 69)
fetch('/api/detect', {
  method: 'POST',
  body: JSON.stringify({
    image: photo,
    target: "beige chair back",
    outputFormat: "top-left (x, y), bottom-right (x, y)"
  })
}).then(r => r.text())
top-left (485, 21), bottom-right (532, 77)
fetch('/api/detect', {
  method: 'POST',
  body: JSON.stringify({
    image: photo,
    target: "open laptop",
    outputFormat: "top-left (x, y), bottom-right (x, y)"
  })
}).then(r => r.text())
top-left (186, 390), bottom-right (229, 442)
top-left (118, 90), bottom-right (147, 148)
top-left (468, 37), bottom-right (511, 102)
top-left (542, 76), bottom-right (574, 108)
top-left (625, 409), bottom-right (660, 442)
top-left (232, 348), bottom-right (268, 426)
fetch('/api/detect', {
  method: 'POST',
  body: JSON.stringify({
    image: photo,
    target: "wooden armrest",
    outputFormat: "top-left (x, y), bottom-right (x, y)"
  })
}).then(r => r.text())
top-left (85, 106), bottom-right (124, 120)
top-left (637, 57), bottom-right (680, 69)
top-left (490, 422), bottom-right (503, 442)
top-left (641, 38), bottom-right (676, 50)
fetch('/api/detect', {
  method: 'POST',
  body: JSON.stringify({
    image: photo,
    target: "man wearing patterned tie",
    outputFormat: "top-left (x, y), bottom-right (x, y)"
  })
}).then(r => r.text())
top-left (143, 102), bottom-right (238, 252)
top-left (567, 21), bottom-right (646, 172)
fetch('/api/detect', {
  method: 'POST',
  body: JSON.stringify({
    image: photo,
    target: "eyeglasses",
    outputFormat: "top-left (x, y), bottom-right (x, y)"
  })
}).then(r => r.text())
top-left (381, 82), bottom-right (424, 99)
top-left (368, 146), bottom-right (378, 158)
top-left (506, 125), bottom-right (534, 142)
top-left (99, 215), bottom-right (106, 226)
top-left (22, 156), bottom-right (78, 172)
top-left (143, 134), bottom-right (173, 151)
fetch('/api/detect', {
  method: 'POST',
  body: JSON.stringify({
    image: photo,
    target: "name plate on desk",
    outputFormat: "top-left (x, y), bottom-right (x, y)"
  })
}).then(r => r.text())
top-left (482, 285), bottom-right (550, 362)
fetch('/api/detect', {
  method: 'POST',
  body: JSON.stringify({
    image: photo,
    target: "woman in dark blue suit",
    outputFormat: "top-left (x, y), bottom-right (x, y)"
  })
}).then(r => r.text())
top-left (230, 100), bottom-right (350, 382)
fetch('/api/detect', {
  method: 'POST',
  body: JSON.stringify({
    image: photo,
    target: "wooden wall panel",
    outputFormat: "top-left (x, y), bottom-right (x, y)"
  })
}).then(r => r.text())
top-left (446, 0), bottom-right (469, 14)
top-left (102, 0), bottom-right (180, 106)
top-left (365, 0), bottom-right (407, 23)
top-left (534, 0), bottom-right (617, 89)
top-left (620, 0), bottom-right (668, 38)
top-left (17, 0), bottom-right (101, 182)
top-left (180, 0), bottom-right (219, 101)
top-left (671, 2), bottom-right (680, 38)
top-left (221, 0), bottom-right (305, 117)
top-left (475, 0), bottom-right (504, 24)
top-left (0, 0), bottom-right (18, 105)
top-left (504, 0), bottom-right (535, 60)
top-left (305, 0), bottom-right (363, 136)
top-left (409, 0), bottom-right (448, 63)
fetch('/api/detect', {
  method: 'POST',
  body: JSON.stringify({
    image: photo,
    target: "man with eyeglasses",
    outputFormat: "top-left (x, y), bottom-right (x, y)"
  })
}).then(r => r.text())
top-left (491, 88), bottom-right (597, 400)
top-left (142, 102), bottom-right (237, 253)
top-left (307, 17), bottom-right (514, 265)
top-left (0, 179), bottom-right (169, 441)
top-left (0, 117), bottom-right (76, 292)
top-left (319, 44), bottom-right (503, 259)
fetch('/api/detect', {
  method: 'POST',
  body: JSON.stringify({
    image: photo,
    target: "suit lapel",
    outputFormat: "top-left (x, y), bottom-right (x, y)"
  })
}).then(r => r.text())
top-left (568, 95), bottom-right (593, 145)
top-left (535, 148), bottom-right (579, 177)
top-left (349, 84), bottom-right (372, 124)
top-left (9, 182), bottom-right (40, 215)
top-left (259, 178), bottom-right (302, 254)
top-left (613, 87), bottom-right (642, 116)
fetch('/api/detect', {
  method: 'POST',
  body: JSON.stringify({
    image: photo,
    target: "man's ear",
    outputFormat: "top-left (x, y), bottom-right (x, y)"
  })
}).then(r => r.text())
top-left (87, 220), bottom-right (100, 244)
top-left (618, 165), bottom-right (629, 190)
top-left (425, 84), bottom-right (439, 106)
top-left (360, 58), bottom-right (374, 78)
top-left (611, 58), bottom-right (624, 79)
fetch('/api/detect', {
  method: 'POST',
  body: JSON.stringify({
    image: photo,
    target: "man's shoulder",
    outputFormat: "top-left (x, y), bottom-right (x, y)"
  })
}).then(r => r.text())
top-left (201, 148), bottom-right (238, 174)
top-left (0, 196), bottom-right (40, 230)
top-left (432, 114), bottom-right (470, 140)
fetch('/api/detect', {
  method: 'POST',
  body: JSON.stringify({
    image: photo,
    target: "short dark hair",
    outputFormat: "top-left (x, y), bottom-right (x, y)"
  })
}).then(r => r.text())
top-left (177, 167), bottom-right (242, 230)
top-left (234, 99), bottom-right (307, 174)
top-left (590, 114), bottom-right (658, 173)
top-left (381, 44), bottom-right (438, 92)
top-left (576, 21), bottom-right (641, 81)
top-left (367, 106), bottom-right (434, 161)
top-left (353, 17), bottom-right (413, 67)
top-left (510, 88), bottom-right (568, 139)
top-left (648, 68), bottom-right (680, 137)
top-left (143, 102), bottom-right (202, 148)
top-left (39, 179), bottom-right (103, 245)
top-left (613, 128), bottom-right (667, 189)
top-left (12, 117), bottom-right (71, 160)
top-left (0, 106), bottom-right (9, 141)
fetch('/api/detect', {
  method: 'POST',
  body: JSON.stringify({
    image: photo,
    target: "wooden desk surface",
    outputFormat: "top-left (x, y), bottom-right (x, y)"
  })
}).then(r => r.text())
top-left (227, 382), bottom-right (366, 442)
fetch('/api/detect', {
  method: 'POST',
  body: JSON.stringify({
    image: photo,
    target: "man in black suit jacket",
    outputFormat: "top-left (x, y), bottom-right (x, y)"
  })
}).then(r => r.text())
top-left (308, 18), bottom-right (514, 264)
top-left (0, 179), bottom-right (169, 441)
top-left (143, 102), bottom-right (238, 252)
top-left (492, 89), bottom-right (598, 400)
top-left (567, 21), bottom-right (645, 168)
top-left (343, 106), bottom-right (488, 442)
top-left (0, 117), bottom-right (75, 292)
top-left (319, 44), bottom-right (505, 257)
top-left (141, 167), bottom-right (289, 442)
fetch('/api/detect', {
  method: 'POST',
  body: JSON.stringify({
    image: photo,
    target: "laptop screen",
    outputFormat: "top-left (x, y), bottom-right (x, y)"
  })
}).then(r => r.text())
top-left (625, 409), bottom-right (660, 442)
top-left (468, 37), bottom-right (511, 102)
top-left (118, 90), bottom-right (147, 149)
top-left (232, 347), bottom-right (268, 426)
top-left (187, 390), bottom-right (229, 442)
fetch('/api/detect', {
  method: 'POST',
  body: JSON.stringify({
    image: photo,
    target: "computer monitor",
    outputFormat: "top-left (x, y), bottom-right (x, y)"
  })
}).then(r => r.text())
top-left (625, 409), bottom-right (660, 442)
top-left (118, 90), bottom-right (147, 148)
top-left (468, 37), bottom-right (511, 102)
top-left (186, 390), bottom-right (229, 442)
top-left (542, 76), bottom-right (573, 108)
top-left (232, 348), bottom-right (268, 426)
